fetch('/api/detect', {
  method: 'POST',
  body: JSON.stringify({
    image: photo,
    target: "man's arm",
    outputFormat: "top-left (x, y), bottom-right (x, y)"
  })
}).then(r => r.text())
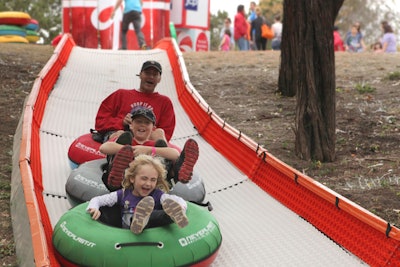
top-left (95, 91), bottom-right (125, 132)
top-left (111, 0), bottom-right (123, 19)
top-left (156, 99), bottom-right (175, 141)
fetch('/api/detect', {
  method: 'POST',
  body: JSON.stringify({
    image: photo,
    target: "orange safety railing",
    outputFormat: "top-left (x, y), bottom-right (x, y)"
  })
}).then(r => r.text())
top-left (158, 37), bottom-right (400, 266)
top-left (19, 34), bottom-right (74, 266)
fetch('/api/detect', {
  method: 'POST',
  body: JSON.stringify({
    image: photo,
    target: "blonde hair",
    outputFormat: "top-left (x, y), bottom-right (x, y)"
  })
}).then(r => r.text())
top-left (122, 154), bottom-right (170, 192)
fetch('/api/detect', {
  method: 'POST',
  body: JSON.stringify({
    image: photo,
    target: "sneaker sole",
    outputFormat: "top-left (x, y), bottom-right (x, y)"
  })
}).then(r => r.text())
top-left (178, 139), bottom-right (199, 183)
top-left (116, 131), bottom-right (133, 145)
top-left (131, 197), bottom-right (154, 234)
top-left (162, 198), bottom-right (188, 228)
top-left (108, 145), bottom-right (134, 189)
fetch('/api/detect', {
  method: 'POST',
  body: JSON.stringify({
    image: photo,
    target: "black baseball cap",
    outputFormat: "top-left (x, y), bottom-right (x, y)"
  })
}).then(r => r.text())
top-left (130, 106), bottom-right (156, 123)
top-left (141, 60), bottom-right (162, 74)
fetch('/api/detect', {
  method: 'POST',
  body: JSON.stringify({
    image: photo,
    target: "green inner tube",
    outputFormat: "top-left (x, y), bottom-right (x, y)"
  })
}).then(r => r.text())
top-left (0, 24), bottom-right (25, 31)
top-left (52, 202), bottom-right (222, 266)
top-left (0, 25), bottom-right (26, 37)
top-left (26, 30), bottom-right (39, 36)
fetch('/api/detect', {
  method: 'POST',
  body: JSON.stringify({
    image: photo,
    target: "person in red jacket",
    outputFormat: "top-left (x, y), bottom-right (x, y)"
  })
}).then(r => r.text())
top-left (95, 60), bottom-right (176, 142)
top-left (333, 26), bottom-right (345, 52)
top-left (234, 5), bottom-right (249, 50)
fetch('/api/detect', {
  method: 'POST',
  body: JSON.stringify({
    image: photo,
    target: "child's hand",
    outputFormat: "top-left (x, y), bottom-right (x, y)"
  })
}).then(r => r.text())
top-left (132, 145), bottom-right (149, 157)
top-left (123, 113), bottom-right (132, 126)
top-left (88, 208), bottom-right (101, 220)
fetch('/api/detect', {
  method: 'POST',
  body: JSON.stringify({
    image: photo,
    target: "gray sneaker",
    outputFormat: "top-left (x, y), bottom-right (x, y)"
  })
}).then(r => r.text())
top-left (130, 196), bottom-right (154, 234)
top-left (162, 198), bottom-right (188, 228)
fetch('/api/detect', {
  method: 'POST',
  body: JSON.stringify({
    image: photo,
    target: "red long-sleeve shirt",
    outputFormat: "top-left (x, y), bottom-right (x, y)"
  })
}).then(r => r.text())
top-left (95, 89), bottom-right (175, 141)
top-left (234, 12), bottom-right (248, 41)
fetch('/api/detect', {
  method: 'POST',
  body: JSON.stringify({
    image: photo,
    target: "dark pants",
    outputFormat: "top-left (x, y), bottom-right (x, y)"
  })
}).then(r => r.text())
top-left (121, 10), bottom-right (146, 49)
top-left (99, 205), bottom-right (172, 228)
top-left (146, 210), bottom-right (173, 228)
top-left (255, 38), bottom-right (267, 50)
top-left (272, 39), bottom-right (281, 50)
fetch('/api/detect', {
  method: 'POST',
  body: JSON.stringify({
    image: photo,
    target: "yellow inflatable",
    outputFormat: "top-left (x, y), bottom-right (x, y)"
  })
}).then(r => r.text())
top-left (0, 35), bottom-right (29, 44)
top-left (26, 30), bottom-right (40, 43)
top-left (0, 11), bottom-right (31, 26)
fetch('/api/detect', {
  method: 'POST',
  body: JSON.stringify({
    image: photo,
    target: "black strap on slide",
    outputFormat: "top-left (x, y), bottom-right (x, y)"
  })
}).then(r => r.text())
top-left (190, 200), bottom-right (213, 211)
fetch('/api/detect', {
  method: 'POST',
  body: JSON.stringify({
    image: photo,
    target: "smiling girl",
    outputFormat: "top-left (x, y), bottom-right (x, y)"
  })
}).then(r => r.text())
top-left (87, 154), bottom-right (188, 234)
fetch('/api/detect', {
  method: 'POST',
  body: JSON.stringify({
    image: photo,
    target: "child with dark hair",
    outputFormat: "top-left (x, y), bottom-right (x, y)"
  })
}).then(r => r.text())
top-left (380, 22), bottom-right (397, 53)
top-left (219, 28), bottom-right (232, 51)
top-left (101, 106), bottom-right (199, 191)
top-left (345, 24), bottom-right (366, 52)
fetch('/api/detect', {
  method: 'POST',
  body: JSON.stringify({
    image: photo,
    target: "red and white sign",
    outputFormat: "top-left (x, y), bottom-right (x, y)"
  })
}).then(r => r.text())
top-left (62, 0), bottom-right (170, 50)
top-left (177, 28), bottom-right (209, 52)
top-left (62, 0), bottom-right (210, 51)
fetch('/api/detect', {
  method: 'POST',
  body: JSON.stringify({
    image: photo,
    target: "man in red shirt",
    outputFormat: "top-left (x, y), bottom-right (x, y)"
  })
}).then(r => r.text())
top-left (95, 60), bottom-right (175, 142)
top-left (234, 5), bottom-right (249, 50)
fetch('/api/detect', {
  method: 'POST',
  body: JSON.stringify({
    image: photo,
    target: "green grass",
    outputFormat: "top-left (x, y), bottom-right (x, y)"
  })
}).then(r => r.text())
top-left (0, 242), bottom-right (15, 258)
top-left (336, 87), bottom-right (344, 93)
top-left (386, 71), bottom-right (400, 81)
top-left (355, 82), bottom-right (375, 94)
top-left (0, 181), bottom-right (11, 190)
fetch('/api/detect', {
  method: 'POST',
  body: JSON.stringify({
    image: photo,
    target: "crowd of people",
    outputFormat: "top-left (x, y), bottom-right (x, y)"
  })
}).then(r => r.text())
top-left (218, 2), bottom-right (282, 51)
top-left (218, 2), bottom-right (397, 54)
top-left (334, 21), bottom-right (397, 53)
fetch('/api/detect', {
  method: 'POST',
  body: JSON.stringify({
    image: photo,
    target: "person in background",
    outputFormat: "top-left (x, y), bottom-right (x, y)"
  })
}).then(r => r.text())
top-left (87, 154), bottom-right (189, 234)
top-left (271, 15), bottom-right (282, 51)
top-left (345, 21), bottom-right (363, 40)
top-left (380, 22), bottom-right (397, 53)
top-left (371, 42), bottom-right (383, 53)
top-left (345, 24), bottom-right (366, 52)
top-left (247, 1), bottom-right (257, 50)
top-left (247, 2), bottom-right (257, 24)
top-left (333, 25), bottom-right (344, 52)
top-left (250, 7), bottom-right (268, 50)
top-left (219, 29), bottom-right (232, 51)
top-left (234, 5), bottom-right (249, 51)
top-left (95, 60), bottom-right (175, 143)
top-left (219, 18), bottom-right (235, 50)
top-left (111, 0), bottom-right (147, 50)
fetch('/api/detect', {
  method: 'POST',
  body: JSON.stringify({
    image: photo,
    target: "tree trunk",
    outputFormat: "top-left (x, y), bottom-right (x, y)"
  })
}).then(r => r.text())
top-left (278, 0), bottom-right (344, 162)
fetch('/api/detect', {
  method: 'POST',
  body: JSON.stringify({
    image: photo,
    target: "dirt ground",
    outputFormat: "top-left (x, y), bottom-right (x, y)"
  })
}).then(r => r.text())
top-left (1, 43), bottom-right (400, 265)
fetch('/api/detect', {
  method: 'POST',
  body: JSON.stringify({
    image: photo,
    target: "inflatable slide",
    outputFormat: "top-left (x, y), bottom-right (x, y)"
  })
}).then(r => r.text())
top-left (11, 34), bottom-right (400, 266)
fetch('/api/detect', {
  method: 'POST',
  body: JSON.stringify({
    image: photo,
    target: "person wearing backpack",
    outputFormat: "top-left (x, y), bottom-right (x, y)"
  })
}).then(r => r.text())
top-left (251, 7), bottom-right (268, 50)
